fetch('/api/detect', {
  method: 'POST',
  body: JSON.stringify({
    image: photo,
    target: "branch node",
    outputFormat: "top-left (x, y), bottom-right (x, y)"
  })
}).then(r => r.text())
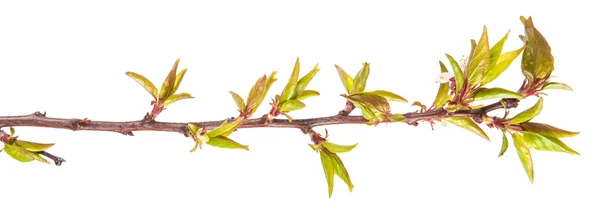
top-left (32, 111), bottom-right (46, 117)
top-left (505, 98), bottom-right (519, 108)
top-left (143, 113), bottom-right (155, 122)
top-left (71, 118), bottom-right (91, 130)
top-left (71, 119), bottom-right (82, 130)
top-left (260, 114), bottom-right (269, 124)
top-left (300, 126), bottom-right (312, 134)
top-left (307, 129), bottom-right (326, 144)
top-left (472, 114), bottom-right (484, 123)
top-left (337, 100), bottom-right (355, 116)
top-left (182, 127), bottom-right (191, 137)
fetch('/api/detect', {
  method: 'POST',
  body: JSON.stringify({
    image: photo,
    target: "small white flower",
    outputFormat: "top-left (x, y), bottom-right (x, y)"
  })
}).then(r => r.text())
top-left (435, 72), bottom-right (454, 83)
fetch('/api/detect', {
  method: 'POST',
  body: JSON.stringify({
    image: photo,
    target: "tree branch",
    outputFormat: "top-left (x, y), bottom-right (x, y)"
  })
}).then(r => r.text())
top-left (0, 99), bottom-right (519, 136)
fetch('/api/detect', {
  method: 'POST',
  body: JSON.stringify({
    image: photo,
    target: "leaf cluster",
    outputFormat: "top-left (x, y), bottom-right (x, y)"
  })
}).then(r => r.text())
top-left (308, 130), bottom-right (357, 198)
top-left (518, 16), bottom-right (571, 96)
top-left (230, 72), bottom-right (277, 118)
top-left (125, 59), bottom-right (193, 119)
top-left (493, 98), bottom-right (579, 182)
top-left (187, 118), bottom-right (248, 152)
top-left (1, 127), bottom-right (56, 164)
top-left (335, 63), bottom-right (407, 125)
top-left (268, 57), bottom-right (321, 122)
top-left (432, 16), bottom-right (579, 183)
top-left (439, 26), bottom-right (525, 109)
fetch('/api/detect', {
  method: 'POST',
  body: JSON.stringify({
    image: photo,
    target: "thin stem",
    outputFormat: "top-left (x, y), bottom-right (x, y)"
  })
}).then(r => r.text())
top-left (38, 151), bottom-right (67, 166)
top-left (0, 99), bottom-right (519, 136)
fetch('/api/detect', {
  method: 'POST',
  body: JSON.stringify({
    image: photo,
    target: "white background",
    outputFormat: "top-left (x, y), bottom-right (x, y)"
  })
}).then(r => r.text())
top-left (1, 1), bottom-right (598, 207)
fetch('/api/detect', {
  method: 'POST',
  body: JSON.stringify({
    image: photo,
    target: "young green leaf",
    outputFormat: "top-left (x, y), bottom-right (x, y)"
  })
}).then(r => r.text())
top-left (522, 132), bottom-right (579, 155)
top-left (230, 91), bottom-right (246, 112)
top-left (292, 64), bottom-right (320, 99)
top-left (334, 64), bottom-right (354, 93)
top-left (481, 46), bottom-right (525, 85)
top-left (257, 71), bottom-right (278, 112)
top-left (280, 57), bottom-right (301, 102)
top-left (322, 142), bottom-right (358, 153)
top-left (510, 98), bottom-right (543, 124)
top-left (246, 75), bottom-right (267, 112)
top-left (352, 62), bottom-right (370, 93)
top-left (520, 16), bottom-right (554, 80)
top-left (308, 143), bottom-right (320, 151)
top-left (466, 26), bottom-right (490, 86)
top-left (519, 16), bottom-right (527, 25)
top-left (468, 40), bottom-right (477, 69)
top-left (125, 72), bottom-right (159, 99)
top-left (163, 93), bottom-right (194, 106)
top-left (187, 123), bottom-right (208, 150)
top-left (14, 140), bottom-right (55, 152)
top-left (296, 90), bottom-right (320, 101)
top-left (206, 135), bottom-right (249, 150)
top-left (444, 117), bottom-right (490, 141)
top-left (498, 132), bottom-right (509, 157)
top-left (187, 123), bottom-right (199, 136)
top-left (370, 90), bottom-right (407, 103)
top-left (319, 150), bottom-right (335, 198)
top-left (433, 61), bottom-right (451, 109)
top-left (512, 133), bottom-right (534, 183)
top-left (159, 59), bottom-right (179, 100)
top-left (346, 92), bottom-right (390, 114)
top-left (522, 70), bottom-right (535, 86)
top-left (520, 122), bottom-right (579, 138)
top-left (472, 87), bottom-right (524, 101)
top-left (31, 152), bottom-right (50, 164)
top-left (541, 82), bottom-right (573, 91)
top-left (189, 142), bottom-right (201, 153)
top-left (279, 99), bottom-right (306, 112)
top-left (206, 118), bottom-right (244, 138)
top-left (242, 72), bottom-right (277, 115)
top-left (488, 30), bottom-right (510, 72)
top-left (171, 68), bottom-right (188, 95)
top-left (445, 54), bottom-right (465, 93)
top-left (355, 103), bottom-right (379, 121)
top-left (200, 134), bottom-right (211, 144)
top-left (281, 113), bottom-right (293, 122)
top-left (264, 71), bottom-right (278, 94)
top-left (329, 152), bottom-right (353, 192)
top-left (4, 144), bottom-right (35, 162)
